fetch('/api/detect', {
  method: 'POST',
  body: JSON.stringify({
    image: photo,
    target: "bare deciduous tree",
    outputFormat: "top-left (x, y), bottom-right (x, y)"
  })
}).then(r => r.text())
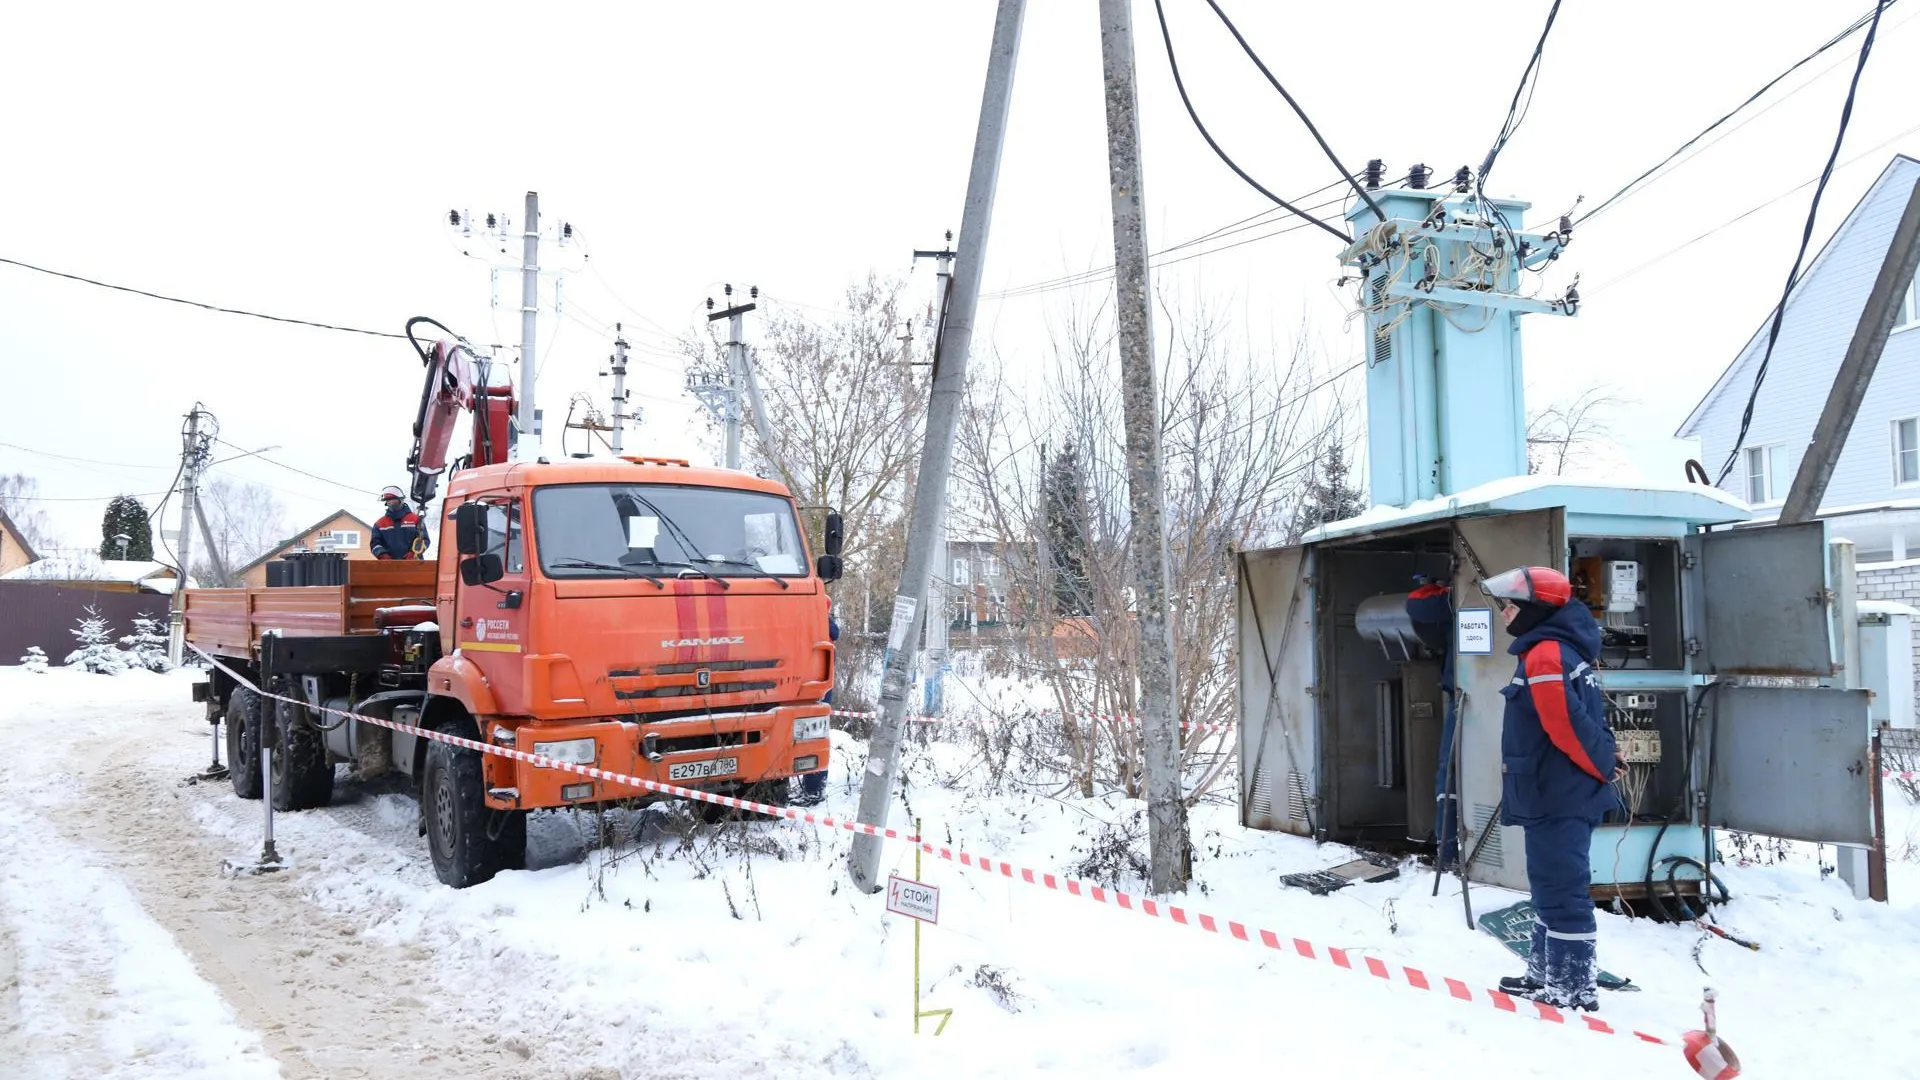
top-left (191, 477), bottom-right (290, 586)
top-left (953, 297), bottom-right (1348, 805)
top-left (0, 473), bottom-right (57, 553)
top-left (1528, 386), bottom-right (1625, 476)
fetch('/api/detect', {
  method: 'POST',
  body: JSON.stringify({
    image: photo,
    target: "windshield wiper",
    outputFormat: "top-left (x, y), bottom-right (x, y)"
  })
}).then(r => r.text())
top-left (627, 559), bottom-right (731, 590)
top-left (695, 557), bottom-right (792, 589)
top-left (548, 559), bottom-right (664, 587)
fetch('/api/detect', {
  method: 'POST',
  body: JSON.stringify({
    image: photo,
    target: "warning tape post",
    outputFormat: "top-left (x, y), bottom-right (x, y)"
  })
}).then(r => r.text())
top-left (191, 645), bottom-right (1710, 1059)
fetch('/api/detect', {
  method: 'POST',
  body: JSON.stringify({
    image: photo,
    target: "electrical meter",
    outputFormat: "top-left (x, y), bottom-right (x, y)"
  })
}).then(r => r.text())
top-left (1605, 561), bottom-right (1640, 613)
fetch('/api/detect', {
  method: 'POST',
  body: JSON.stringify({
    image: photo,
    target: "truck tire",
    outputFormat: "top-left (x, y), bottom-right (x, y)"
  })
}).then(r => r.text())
top-left (226, 687), bottom-right (263, 801)
top-left (271, 695), bottom-right (335, 811)
top-left (422, 738), bottom-right (526, 888)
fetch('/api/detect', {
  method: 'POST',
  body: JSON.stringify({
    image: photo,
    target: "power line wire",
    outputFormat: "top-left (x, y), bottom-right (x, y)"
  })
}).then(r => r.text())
top-left (985, 185), bottom-right (1367, 302)
top-left (1589, 117), bottom-right (1920, 294)
top-left (0, 255), bottom-right (511, 350)
top-left (1200, 0), bottom-right (1384, 224)
top-left (1480, 0), bottom-right (1563, 189)
top-left (1149, 0), bottom-right (1348, 243)
top-left (1714, 0), bottom-right (1889, 488)
top-left (0, 441), bottom-right (172, 470)
top-left (1579, 1), bottom-right (1897, 225)
top-left (214, 438), bottom-right (381, 498)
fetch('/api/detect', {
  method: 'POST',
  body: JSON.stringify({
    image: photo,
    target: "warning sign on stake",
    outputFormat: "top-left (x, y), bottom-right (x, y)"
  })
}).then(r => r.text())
top-left (887, 875), bottom-right (940, 924)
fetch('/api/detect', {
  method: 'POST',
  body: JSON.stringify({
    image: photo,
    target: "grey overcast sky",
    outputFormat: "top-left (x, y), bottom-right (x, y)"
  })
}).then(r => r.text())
top-left (5, 1), bottom-right (1918, 551)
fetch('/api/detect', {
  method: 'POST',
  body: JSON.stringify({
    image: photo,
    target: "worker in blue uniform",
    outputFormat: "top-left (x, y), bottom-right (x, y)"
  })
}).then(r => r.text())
top-left (1404, 576), bottom-right (1459, 869)
top-left (370, 486), bottom-right (430, 560)
top-left (1485, 565), bottom-right (1624, 1013)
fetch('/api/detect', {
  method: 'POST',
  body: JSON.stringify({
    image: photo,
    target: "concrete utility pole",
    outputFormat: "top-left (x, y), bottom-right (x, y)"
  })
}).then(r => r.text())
top-left (914, 237), bottom-right (957, 716)
top-left (1098, 0), bottom-right (1189, 893)
top-left (607, 324), bottom-right (631, 454)
top-left (848, 0), bottom-right (1026, 894)
top-left (705, 285), bottom-right (757, 470)
top-left (518, 191), bottom-right (541, 458)
top-left (168, 403), bottom-right (213, 666)
top-left (738, 334), bottom-right (790, 482)
top-left (1780, 175), bottom-right (1920, 524)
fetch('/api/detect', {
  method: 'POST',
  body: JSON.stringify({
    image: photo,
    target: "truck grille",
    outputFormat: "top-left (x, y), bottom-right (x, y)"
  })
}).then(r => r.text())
top-left (614, 681), bottom-right (778, 701)
top-left (609, 657), bottom-right (784, 702)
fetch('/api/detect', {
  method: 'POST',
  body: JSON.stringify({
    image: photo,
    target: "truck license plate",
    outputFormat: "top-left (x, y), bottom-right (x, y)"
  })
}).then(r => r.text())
top-left (668, 757), bottom-right (738, 781)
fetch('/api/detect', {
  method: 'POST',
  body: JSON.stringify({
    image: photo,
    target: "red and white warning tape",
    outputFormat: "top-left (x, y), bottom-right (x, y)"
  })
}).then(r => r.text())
top-left (194, 645), bottom-right (1678, 1051)
top-left (1886, 769), bottom-right (1918, 781)
top-left (831, 707), bottom-right (1237, 736)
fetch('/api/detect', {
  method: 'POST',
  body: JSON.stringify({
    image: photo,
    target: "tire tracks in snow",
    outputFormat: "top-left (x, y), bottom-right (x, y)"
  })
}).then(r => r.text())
top-left (6, 696), bottom-right (549, 1080)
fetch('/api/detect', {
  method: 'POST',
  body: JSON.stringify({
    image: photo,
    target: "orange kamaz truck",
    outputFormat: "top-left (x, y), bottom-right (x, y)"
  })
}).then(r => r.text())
top-left (185, 318), bottom-right (840, 887)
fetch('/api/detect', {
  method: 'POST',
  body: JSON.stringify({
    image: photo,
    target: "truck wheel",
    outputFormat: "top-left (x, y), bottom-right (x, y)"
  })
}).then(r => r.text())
top-left (226, 688), bottom-right (263, 800)
top-left (271, 696), bottom-right (335, 811)
top-left (423, 739), bottom-right (525, 888)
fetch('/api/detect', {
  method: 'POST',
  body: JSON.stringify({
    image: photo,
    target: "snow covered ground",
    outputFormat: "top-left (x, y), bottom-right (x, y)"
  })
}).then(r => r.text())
top-left (3, 664), bottom-right (1918, 1079)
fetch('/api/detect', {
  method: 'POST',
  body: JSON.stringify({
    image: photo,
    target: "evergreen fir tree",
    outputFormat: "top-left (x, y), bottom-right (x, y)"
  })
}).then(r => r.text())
top-left (99, 495), bottom-right (155, 561)
top-left (119, 615), bottom-right (173, 672)
top-left (1042, 444), bottom-right (1093, 617)
top-left (65, 606), bottom-right (130, 674)
top-left (20, 646), bottom-right (49, 674)
top-left (1292, 442), bottom-right (1368, 539)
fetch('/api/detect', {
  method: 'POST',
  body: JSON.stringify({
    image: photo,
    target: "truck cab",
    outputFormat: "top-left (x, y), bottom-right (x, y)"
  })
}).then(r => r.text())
top-left (427, 456), bottom-right (838, 818)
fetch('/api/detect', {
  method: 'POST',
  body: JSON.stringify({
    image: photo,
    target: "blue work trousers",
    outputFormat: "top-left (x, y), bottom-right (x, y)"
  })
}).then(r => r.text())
top-left (1523, 815), bottom-right (1599, 1007)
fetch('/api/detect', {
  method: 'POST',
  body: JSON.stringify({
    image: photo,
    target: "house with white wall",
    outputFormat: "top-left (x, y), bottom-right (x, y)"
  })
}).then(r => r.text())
top-left (1677, 154), bottom-right (1920, 698)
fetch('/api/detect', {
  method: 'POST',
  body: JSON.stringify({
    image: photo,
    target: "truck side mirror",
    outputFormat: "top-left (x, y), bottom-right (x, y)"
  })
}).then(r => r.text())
top-left (815, 554), bottom-right (843, 583)
top-left (824, 511), bottom-right (844, 558)
top-left (460, 552), bottom-right (505, 586)
top-left (454, 503), bottom-right (488, 555)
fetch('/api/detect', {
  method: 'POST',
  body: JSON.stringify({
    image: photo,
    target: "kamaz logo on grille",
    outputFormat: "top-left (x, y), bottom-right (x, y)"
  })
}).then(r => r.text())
top-left (661, 636), bottom-right (745, 648)
top-left (695, 669), bottom-right (712, 688)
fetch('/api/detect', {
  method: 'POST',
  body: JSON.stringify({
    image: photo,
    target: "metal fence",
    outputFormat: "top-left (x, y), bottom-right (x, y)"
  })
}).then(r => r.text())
top-left (0, 583), bottom-right (170, 664)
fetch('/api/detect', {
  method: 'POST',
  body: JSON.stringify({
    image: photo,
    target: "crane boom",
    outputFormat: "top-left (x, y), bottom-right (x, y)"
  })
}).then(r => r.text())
top-left (404, 317), bottom-right (516, 507)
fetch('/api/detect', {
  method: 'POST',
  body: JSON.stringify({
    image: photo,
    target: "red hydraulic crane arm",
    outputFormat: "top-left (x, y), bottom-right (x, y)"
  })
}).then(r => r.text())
top-left (404, 317), bottom-right (516, 507)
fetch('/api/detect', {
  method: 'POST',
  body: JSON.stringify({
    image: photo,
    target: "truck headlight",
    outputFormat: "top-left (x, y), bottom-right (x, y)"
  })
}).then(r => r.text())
top-left (793, 715), bottom-right (830, 743)
top-left (532, 738), bottom-right (597, 765)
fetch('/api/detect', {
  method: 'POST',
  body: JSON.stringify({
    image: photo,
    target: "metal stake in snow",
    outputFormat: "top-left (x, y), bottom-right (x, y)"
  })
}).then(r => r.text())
top-left (223, 720), bottom-right (285, 877)
top-left (1681, 987), bottom-right (1741, 1079)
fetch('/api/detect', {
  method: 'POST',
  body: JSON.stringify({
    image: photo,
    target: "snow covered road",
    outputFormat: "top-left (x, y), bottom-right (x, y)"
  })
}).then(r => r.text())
top-left (4, 665), bottom-right (1919, 1079)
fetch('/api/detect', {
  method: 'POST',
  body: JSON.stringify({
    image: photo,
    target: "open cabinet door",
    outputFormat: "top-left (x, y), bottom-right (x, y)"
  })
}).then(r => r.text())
top-left (1238, 545), bottom-right (1317, 836)
top-left (1450, 508), bottom-right (1566, 892)
top-left (1684, 522), bottom-right (1871, 845)
top-left (1684, 521), bottom-right (1837, 677)
top-left (1703, 686), bottom-right (1872, 845)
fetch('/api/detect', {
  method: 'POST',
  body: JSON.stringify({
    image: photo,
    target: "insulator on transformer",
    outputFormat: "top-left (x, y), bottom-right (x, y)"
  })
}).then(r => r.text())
top-left (1364, 159), bottom-right (1385, 190)
top-left (1453, 166), bottom-right (1472, 193)
top-left (1408, 164), bottom-right (1432, 190)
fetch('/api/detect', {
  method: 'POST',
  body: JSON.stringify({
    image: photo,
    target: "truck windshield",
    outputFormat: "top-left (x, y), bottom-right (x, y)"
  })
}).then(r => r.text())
top-left (532, 483), bottom-right (808, 579)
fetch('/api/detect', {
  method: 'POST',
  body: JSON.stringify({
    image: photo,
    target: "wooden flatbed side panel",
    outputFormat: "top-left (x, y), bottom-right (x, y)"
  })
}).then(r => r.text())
top-left (347, 560), bottom-right (438, 633)
top-left (182, 587), bottom-right (253, 658)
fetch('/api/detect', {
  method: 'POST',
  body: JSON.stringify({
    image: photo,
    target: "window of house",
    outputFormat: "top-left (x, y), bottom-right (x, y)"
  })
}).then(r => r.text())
top-left (330, 530), bottom-right (361, 549)
top-left (1743, 443), bottom-right (1799, 504)
top-left (1899, 279), bottom-right (1920, 329)
top-left (982, 554), bottom-right (1000, 579)
top-left (952, 557), bottom-right (971, 587)
top-left (1896, 418), bottom-right (1920, 486)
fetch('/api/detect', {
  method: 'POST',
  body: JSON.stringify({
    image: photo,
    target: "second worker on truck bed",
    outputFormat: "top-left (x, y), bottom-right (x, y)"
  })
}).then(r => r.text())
top-left (371, 486), bottom-right (431, 560)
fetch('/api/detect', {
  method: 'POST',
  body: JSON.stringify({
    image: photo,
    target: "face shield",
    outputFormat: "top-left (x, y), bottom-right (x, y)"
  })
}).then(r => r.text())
top-left (1482, 566), bottom-right (1571, 608)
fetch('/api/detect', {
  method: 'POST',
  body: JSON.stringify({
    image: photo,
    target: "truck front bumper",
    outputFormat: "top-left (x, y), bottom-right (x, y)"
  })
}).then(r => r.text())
top-left (482, 703), bottom-right (832, 811)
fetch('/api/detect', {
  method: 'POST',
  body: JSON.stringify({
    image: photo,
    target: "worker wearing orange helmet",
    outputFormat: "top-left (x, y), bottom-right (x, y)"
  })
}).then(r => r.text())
top-left (1485, 564), bottom-right (1624, 1013)
top-left (370, 486), bottom-right (430, 560)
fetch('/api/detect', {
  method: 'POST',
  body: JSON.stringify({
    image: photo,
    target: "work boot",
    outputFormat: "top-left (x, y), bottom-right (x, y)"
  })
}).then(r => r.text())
top-left (1498, 921), bottom-right (1549, 996)
top-left (1498, 975), bottom-right (1542, 994)
top-left (1536, 931), bottom-right (1601, 1012)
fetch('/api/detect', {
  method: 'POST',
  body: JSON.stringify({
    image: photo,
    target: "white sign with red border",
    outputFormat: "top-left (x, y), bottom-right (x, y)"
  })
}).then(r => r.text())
top-left (886, 875), bottom-right (940, 924)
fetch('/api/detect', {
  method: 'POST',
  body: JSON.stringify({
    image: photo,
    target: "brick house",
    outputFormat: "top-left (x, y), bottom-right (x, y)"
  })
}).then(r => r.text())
top-left (0, 506), bottom-right (40, 576)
